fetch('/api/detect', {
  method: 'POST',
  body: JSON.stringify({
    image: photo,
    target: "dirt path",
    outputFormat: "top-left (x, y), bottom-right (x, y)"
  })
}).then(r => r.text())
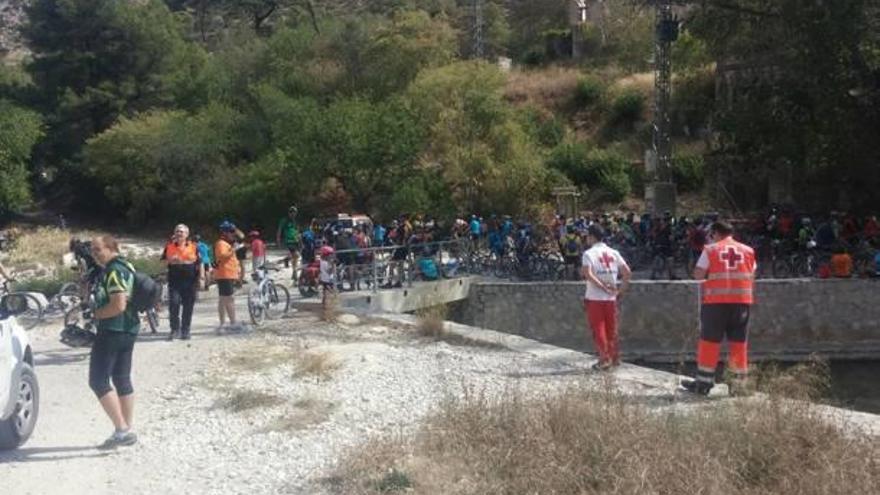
top-left (0, 294), bottom-right (256, 494)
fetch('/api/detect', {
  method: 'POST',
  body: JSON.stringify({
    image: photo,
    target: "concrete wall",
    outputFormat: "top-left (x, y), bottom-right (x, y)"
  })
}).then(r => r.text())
top-left (339, 277), bottom-right (474, 314)
top-left (452, 279), bottom-right (880, 361)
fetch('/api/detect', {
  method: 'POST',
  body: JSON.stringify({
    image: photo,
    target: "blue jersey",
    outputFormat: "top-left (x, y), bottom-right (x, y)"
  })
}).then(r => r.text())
top-left (373, 225), bottom-right (386, 245)
top-left (470, 219), bottom-right (481, 235)
top-left (197, 241), bottom-right (212, 265)
top-left (418, 257), bottom-right (439, 280)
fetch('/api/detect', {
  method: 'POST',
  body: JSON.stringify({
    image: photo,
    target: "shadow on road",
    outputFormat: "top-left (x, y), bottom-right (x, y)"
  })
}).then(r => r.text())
top-left (0, 445), bottom-right (112, 464)
top-left (34, 350), bottom-right (90, 367)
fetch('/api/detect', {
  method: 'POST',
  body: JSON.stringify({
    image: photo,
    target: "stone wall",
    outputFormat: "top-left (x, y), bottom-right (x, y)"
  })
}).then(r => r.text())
top-left (452, 279), bottom-right (880, 361)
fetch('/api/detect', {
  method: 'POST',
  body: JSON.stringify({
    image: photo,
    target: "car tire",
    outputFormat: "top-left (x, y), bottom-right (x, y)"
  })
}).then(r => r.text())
top-left (0, 364), bottom-right (39, 450)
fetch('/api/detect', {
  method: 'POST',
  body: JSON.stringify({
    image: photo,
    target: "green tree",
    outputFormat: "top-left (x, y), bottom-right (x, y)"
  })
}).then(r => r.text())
top-left (23, 0), bottom-right (196, 167)
top-left (0, 101), bottom-right (43, 215)
top-left (406, 61), bottom-right (549, 214)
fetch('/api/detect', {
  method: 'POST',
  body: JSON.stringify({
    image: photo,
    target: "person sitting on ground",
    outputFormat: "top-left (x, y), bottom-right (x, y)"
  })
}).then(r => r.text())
top-left (416, 247), bottom-right (439, 281)
top-left (830, 245), bottom-right (853, 278)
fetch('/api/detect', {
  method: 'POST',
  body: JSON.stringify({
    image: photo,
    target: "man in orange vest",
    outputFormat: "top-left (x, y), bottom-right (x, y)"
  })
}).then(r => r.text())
top-left (161, 224), bottom-right (204, 340)
top-left (682, 220), bottom-right (756, 396)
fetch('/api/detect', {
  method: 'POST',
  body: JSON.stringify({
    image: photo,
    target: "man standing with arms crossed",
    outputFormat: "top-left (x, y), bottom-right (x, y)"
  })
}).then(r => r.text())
top-left (277, 206), bottom-right (301, 281)
top-left (682, 220), bottom-right (756, 396)
top-left (581, 225), bottom-right (631, 371)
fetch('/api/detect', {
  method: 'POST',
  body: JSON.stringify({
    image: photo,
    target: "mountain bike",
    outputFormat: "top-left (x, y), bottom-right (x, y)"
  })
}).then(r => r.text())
top-left (247, 263), bottom-right (291, 325)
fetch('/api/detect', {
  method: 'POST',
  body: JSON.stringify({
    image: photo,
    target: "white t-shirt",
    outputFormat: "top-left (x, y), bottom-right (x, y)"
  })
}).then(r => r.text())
top-left (582, 242), bottom-right (629, 301)
top-left (319, 259), bottom-right (335, 284)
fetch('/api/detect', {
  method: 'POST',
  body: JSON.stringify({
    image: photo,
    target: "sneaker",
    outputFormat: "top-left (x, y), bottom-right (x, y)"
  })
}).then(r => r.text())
top-left (591, 362), bottom-right (612, 372)
top-left (167, 331), bottom-right (177, 341)
top-left (98, 429), bottom-right (138, 449)
top-left (681, 379), bottom-right (712, 396)
top-left (180, 332), bottom-right (191, 341)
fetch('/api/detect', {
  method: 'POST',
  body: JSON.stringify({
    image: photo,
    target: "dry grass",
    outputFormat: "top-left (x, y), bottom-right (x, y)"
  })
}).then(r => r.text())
top-left (214, 389), bottom-right (285, 413)
top-left (335, 369), bottom-right (880, 495)
top-left (416, 306), bottom-right (447, 338)
top-left (504, 67), bottom-right (581, 111)
top-left (264, 396), bottom-right (336, 432)
top-left (322, 288), bottom-right (339, 323)
top-left (293, 351), bottom-right (341, 380)
top-left (4, 226), bottom-right (101, 269)
top-left (227, 344), bottom-right (296, 371)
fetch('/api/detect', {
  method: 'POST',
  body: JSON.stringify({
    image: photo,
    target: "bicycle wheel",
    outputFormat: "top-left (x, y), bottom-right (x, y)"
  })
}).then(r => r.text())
top-left (771, 258), bottom-right (793, 278)
top-left (52, 282), bottom-right (81, 313)
top-left (247, 288), bottom-right (265, 325)
top-left (16, 293), bottom-right (44, 330)
top-left (266, 283), bottom-right (290, 319)
top-left (145, 309), bottom-right (160, 334)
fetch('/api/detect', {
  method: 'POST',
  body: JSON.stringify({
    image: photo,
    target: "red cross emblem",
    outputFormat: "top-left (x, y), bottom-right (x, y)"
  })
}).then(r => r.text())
top-left (600, 252), bottom-right (615, 269)
top-left (720, 246), bottom-right (743, 270)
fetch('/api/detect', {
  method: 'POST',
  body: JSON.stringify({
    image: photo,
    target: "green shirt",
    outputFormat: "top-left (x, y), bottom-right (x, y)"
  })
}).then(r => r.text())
top-left (95, 257), bottom-right (140, 335)
top-left (278, 218), bottom-right (300, 246)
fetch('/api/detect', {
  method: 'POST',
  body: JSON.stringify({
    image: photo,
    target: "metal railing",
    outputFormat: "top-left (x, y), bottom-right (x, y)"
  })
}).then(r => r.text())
top-left (326, 239), bottom-right (470, 293)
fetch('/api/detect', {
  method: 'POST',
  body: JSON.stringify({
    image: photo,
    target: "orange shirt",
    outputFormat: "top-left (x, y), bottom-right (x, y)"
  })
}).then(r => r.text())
top-left (213, 239), bottom-right (240, 280)
top-left (830, 254), bottom-right (852, 278)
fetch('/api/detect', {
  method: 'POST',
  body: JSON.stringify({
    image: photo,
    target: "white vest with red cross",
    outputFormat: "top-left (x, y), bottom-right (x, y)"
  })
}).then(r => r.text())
top-left (701, 237), bottom-right (756, 305)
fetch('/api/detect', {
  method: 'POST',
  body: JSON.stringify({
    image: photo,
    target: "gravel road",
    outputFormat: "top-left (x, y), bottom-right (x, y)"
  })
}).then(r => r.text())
top-left (0, 290), bottom-right (619, 495)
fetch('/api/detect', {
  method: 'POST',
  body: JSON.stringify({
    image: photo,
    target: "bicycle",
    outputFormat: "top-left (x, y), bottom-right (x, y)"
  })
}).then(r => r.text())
top-left (0, 281), bottom-right (44, 330)
top-left (247, 263), bottom-right (291, 325)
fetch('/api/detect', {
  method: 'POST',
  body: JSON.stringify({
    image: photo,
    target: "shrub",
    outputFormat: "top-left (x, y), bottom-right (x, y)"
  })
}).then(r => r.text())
top-left (609, 90), bottom-right (646, 126)
top-left (547, 144), bottom-right (631, 202)
top-left (573, 76), bottom-right (604, 109)
top-left (672, 153), bottom-right (706, 192)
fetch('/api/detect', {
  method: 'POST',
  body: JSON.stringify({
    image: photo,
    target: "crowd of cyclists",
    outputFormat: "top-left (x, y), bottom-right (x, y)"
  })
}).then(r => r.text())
top-left (200, 205), bottom-right (880, 292)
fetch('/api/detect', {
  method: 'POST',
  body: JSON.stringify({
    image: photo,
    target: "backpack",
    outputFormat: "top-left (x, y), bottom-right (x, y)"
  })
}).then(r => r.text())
top-left (130, 271), bottom-right (162, 313)
top-left (564, 236), bottom-right (579, 256)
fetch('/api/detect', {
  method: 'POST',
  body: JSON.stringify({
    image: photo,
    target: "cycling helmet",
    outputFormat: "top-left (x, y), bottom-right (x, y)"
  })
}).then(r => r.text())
top-left (219, 220), bottom-right (236, 232)
top-left (288, 205), bottom-right (298, 214)
top-left (802, 217), bottom-right (812, 225)
top-left (248, 230), bottom-right (260, 238)
top-left (319, 245), bottom-right (335, 257)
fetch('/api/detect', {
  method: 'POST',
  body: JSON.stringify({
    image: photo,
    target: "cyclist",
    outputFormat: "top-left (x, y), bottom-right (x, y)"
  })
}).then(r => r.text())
top-left (301, 224), bottom-right (317, 264)
top-left (276, 206), bottom-right (302, 280)
top-left (88, 235), bottom-right (140, 448)
top-left (249, 230), bottom-right (267, 274)
top-left (319, 245), bottom-right (337, 311)
top-left (194, 234), bottom-right (213, 290)
top-left (561, 225), bottom-right (582, 280)
top-left (798, 218), bottom-right (816, 249)
top-left (215, 221), bottom-right (243, 331)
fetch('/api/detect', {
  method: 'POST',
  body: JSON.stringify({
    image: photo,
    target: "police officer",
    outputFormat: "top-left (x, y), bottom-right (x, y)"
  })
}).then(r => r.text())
top-left (682, 221), bottom-right (756, 396)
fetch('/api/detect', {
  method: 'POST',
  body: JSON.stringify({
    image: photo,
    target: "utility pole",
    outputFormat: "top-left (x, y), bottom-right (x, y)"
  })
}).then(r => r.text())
top-left (646, 0), bottom-right (678, 216)
top-left (472, 0), bottom-right (485, 59)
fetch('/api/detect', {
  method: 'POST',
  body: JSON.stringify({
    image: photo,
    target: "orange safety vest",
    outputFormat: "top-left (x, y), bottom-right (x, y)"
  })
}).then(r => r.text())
top-left (213, 239), bottom-right (240, 280)
top-left (701, 237), bottom-right (755, 305)
top-left (164, 241), bottom-right (198, 264)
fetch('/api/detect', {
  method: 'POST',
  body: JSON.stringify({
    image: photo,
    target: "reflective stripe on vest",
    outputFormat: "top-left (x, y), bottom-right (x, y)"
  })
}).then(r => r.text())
top-left (706, 272), bottom-right (753, 281)
top-left (702, 237), bottom-right (755, 305)
top-left (165, 241), bottom-right (198, 264)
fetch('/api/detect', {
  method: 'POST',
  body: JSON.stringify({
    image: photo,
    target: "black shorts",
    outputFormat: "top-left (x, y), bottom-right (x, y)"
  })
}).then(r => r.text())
top-left (700, 304), bottom-right (750, 343)
top-left (564, 255), bottom-right (580, 266)
top-left (216, 279), bottom-right (235, 297)
top-left (88, 330), bottom-right (136, 397)
top-left (286, 244), bottom-right (300, 255)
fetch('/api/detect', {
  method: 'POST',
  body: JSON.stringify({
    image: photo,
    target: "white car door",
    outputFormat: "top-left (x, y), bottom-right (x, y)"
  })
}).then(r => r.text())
top-left (0, 319), bottom-right (11, 410)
